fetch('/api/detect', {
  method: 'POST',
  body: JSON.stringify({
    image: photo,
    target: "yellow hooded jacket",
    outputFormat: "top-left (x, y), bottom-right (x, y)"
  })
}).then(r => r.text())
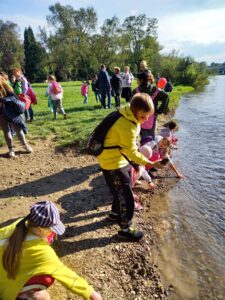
top-left (0, 220), bottom-right (93, 300)
top-left (97, 104), bottom-right (150, 170)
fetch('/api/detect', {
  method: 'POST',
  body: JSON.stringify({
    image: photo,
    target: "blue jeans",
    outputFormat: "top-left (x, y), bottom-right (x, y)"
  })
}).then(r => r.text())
top-left (94, 91), bottom-right (101, 102)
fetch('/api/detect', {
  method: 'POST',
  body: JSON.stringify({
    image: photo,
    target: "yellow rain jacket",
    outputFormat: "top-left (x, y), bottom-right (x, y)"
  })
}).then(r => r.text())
top-left (0, 220), bottom-right (93, 300)
top-left (97, 104), bottom-right (150, 170)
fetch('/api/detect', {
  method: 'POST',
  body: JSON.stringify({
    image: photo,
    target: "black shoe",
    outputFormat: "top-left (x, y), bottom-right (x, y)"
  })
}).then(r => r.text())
top-left (118, 227), bottom-right (144, 241)
top-left (149, 167), bottom-right (158, 172)
top-left (108, 212), bottom-right (119, 221)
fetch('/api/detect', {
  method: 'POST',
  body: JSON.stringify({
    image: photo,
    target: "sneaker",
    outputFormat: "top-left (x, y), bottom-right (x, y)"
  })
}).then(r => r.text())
top-left (108, 212), bottom-right (119, 221)
top-left (135, 201), bottom-right (143, 211)
top-left (23, 144), bottom-right (33, 153)
top-left (118, 227), bottom-right (144, 241)
top-left (64, 113), bottom-right (67, 119)
top-left (8, 149), bottom-right (15, 158)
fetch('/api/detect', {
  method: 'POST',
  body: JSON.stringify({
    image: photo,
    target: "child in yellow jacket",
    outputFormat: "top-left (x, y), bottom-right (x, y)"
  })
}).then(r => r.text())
top-left (0, 200), bottom-right (102, 300)
top-left (97, 93), bottom-right (159, 241)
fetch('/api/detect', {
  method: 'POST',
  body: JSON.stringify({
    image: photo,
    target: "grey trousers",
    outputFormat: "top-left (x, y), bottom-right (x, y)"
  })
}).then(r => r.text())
top-left (52, 99), bottom-right (65, 118)
top-left (0, 114), bottom-right (27, 149)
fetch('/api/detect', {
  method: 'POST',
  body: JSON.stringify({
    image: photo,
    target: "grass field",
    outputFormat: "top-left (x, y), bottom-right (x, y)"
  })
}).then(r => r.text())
top-left (0, 81), bottom-right (194, 149)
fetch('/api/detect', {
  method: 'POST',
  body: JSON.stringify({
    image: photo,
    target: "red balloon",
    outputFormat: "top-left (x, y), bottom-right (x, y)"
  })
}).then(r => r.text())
top-left (157, 77), bottom-right (167, 89)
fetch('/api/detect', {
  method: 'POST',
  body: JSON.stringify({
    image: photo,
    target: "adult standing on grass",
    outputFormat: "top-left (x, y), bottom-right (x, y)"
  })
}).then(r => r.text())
top-left (110, 67), bottom-right (123, 108)
top-left (97, 93), bottom-right (161, 241)
top-left (12, 68), bottom-right (34, 122)
top-left (120, 66), bottom-right (134, 103)
top-left (0, 76), bottom-right (33, 158)
top-left (46, 75), bottom-right (67, 120)
top-left (98, 64), bottom-right (111, 109)
top-left (0, 200), bottom-right (103, 300)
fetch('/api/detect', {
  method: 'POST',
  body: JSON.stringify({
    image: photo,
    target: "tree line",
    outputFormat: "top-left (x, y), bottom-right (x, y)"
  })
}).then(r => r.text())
top-left (0, 2), bottom-right (208, 87)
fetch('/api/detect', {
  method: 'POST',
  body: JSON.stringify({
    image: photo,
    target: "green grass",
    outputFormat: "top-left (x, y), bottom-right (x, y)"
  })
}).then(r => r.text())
top-left (0, 82), bottom-right (194, 149)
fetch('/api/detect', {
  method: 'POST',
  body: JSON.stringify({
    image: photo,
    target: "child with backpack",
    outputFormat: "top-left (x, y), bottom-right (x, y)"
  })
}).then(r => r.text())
top-left (96, 93), bottom-right (161, 241)
top-left (13, 68), bottom-right (37, 122)
top-left (0, 76), bottom-right (33, 158)
top-left (0, 200), bottom-right (102, 300)
top-left (47, 75), bottom-right (67, 120)
top-left (81, 80), bottom-right (90, 104)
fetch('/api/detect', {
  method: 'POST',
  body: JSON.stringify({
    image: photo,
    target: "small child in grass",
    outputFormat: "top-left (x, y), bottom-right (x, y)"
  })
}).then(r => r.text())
top-left (81, 80), bottom-right (90, 104)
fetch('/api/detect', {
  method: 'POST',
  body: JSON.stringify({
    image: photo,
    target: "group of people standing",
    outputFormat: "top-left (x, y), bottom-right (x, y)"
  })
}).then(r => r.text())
top-left (81, 64), bottom-right (134, 108)
top-left (0, 60), bottom-right (179, 300)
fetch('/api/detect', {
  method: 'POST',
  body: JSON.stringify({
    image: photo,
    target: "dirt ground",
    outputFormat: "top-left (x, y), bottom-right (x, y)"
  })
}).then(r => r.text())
top-left (0, 138), bottom-right (179, 300)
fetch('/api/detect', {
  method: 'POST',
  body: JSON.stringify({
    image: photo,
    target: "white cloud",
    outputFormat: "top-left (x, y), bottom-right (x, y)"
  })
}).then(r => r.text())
top-left (158, 8), bottom-right (225, 63)
top-left (159, 8), bottom-right (225, 44)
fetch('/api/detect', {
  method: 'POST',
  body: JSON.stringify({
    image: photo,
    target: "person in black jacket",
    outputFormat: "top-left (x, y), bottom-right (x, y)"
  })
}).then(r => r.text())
top-left (97, 64), bottom-right (111, 109)
top-left (132, 72), bottom-right (152, 96)
top-left (0, 76), bottom-right (33, 158)
top-left (110, 67), bottom-right (123, 108)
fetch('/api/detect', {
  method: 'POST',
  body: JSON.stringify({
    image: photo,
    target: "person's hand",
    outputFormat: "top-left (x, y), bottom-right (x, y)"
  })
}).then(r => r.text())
top-left (146, 160), bottom-right (162, 169)
top-left (176, 173), bottom-right (185, 179)
top-left (148, 182), bottom-right (156, 189)
top-left (90, 290), bottom-right (103, 300)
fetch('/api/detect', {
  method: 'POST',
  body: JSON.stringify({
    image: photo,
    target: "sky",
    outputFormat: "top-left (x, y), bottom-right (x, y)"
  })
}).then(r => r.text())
top-left (0, 0), bottom-right (225, 64)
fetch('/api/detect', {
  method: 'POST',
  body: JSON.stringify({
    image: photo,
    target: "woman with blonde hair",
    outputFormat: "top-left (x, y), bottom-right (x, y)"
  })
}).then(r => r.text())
top-left (0, 76), bottom-right (33, 158)
top-left (120, 66), bottom-right (134, 103)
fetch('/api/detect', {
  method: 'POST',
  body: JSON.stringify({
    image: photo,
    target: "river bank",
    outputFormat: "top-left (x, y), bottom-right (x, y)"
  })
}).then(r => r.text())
top-left (0, 84), bottom-right (193, 299)
top-left (0, 135), bottom-right (180, 300)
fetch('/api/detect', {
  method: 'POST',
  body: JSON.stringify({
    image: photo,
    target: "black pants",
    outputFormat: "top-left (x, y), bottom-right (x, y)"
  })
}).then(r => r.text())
top-left (114, 94), bottom-right (120, 107)
top-left (102, 165), bottom-right (134, 229)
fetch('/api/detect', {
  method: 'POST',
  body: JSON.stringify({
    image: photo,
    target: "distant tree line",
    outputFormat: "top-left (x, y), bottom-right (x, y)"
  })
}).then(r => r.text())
top-left (0, 2), bottom-right (208, 87)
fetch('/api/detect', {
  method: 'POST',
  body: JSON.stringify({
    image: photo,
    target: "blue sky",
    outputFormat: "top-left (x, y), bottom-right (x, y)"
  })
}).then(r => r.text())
top-left (1, 0), bottom-right (225, 64)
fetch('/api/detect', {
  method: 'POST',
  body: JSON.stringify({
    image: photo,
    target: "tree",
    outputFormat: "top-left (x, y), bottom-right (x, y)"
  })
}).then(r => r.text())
top-left (122, 14), bottom-right (158, 70)
top-left (46, 3), bottom-right (97, 80)
top-left (24, 26), bottom-right (48, 82)
top-left (0, 20), bottom-right (23, 73)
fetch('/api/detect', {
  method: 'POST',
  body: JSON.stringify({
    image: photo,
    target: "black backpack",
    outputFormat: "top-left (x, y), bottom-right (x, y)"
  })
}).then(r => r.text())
top-left (87, 111), bottom-right (139, 171)
top-left (87, 111), bottom-right (122, 156)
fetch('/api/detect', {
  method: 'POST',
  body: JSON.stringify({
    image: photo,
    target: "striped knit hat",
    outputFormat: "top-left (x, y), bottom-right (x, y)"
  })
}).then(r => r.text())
top-left (29, 201), bottom-right (65, 235)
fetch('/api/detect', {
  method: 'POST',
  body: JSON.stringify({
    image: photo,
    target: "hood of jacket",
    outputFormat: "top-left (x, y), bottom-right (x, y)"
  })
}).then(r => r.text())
top-left (119, 104), bottom-right (138, 124)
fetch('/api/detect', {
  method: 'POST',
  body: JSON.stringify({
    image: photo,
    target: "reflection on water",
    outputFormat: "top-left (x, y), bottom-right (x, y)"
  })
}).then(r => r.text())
top-left (151, 76), bottom-right (225, 299)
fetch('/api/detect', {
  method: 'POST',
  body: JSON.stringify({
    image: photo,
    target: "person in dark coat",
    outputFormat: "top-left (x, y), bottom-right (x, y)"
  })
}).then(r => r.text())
top-left (97, 64), bottom-right (111, 109)
top-left (0, 76), bottom-right (33, 158)
top-left (110, 67), bottom-right (123, 108)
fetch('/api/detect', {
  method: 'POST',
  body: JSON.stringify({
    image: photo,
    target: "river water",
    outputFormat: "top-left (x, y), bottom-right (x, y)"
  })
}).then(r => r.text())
top-left (153, 76), bottom-right (225, 299)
